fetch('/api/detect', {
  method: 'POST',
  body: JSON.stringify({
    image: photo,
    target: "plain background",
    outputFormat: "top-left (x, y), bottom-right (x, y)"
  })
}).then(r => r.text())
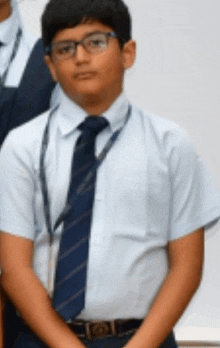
top-left (18, 0), bottom-right (220, 342)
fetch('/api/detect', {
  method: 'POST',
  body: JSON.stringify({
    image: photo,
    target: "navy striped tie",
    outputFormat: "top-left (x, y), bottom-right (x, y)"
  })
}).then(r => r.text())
top-left (53, 116), bottom-right (109, 321)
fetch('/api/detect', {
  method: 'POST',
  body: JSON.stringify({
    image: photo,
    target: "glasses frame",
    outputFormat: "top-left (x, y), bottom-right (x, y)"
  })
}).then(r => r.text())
top-left (45, 31), bottom-right (118, 60)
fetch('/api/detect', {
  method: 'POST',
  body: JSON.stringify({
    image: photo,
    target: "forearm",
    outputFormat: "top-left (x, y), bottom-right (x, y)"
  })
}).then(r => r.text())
top-left (125, 228), bottom-right (204, 348)
top-left (125, 264), bottom-right (201, 348)
top-left (1, 268), bottom-right (85, 348)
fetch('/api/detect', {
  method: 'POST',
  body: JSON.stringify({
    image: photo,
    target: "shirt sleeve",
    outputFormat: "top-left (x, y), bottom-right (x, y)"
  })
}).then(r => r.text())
top-left (0, 131), bottom-right (36, 240)
top-left (167, 127), bottom-right (220, 241)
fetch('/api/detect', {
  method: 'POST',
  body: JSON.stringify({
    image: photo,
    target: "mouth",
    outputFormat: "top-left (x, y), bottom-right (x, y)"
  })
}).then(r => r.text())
top-left (74, 71), bottom-right (97, 80)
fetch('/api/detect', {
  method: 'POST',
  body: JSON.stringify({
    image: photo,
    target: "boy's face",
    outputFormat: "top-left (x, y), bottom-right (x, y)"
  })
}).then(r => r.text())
top-left (45, 21), bottom-right (136, 108)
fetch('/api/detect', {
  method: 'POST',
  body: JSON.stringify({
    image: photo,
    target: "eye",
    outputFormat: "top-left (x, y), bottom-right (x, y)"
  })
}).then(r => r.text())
top-left (54, 43), bottom-right (75, 56)
top-left (89, 39), bottom-right (105, 47)
top-left (85, 34), bottom-right (107, 49)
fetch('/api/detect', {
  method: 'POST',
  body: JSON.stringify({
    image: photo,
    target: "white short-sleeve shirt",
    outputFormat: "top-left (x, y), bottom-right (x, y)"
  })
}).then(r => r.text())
top-left (0, 90), bottom-right (219, 320)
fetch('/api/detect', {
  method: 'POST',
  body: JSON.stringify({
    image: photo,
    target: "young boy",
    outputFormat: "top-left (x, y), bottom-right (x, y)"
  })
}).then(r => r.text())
top-left (0, 0), bottom-right (220, 348)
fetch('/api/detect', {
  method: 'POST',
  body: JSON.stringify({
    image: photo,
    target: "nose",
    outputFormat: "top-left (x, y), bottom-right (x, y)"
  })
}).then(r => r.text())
top-left (74, 43), bottom-right (91, 64)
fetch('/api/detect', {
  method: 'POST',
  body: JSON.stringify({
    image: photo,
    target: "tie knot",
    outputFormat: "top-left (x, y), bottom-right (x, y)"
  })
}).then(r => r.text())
top-left (78, 116), bottom-right (109, 137)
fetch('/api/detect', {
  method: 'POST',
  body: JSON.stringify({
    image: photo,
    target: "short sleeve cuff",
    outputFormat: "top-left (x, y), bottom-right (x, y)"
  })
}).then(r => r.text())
top-left (169, 205), bottom-right (220, 241)
top-left (0, 220), bottom-right (34, 240)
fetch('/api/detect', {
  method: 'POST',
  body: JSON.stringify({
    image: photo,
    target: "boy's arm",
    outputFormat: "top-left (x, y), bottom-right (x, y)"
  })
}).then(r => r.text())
top-left (0, 232), bottom-right (86, 348)
top-left (124, 227), bottom-right (204, 348)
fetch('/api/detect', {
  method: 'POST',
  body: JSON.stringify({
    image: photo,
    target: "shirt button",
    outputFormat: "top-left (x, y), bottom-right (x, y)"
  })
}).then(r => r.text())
top-left (96, 194), bottom-right (102, 201)
top-left (87, 283), bottom-right (93, 290)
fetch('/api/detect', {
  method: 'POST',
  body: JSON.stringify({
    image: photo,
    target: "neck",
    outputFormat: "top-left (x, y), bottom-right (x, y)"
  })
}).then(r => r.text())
top-left (71, 87), bottom-right (123, 115)
top-left (0, 1), bottom-right (11, 23)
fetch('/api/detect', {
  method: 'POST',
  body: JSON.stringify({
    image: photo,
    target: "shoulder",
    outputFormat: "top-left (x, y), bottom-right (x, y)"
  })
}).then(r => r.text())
top-left (132, 104), bottom-right (194, 158)
top-left (132, 104), bottom-right (184, 137)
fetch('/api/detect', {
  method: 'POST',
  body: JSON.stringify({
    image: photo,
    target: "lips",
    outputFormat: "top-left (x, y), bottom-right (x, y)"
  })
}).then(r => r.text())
top-left (74, 71), bottom-right (97, 79)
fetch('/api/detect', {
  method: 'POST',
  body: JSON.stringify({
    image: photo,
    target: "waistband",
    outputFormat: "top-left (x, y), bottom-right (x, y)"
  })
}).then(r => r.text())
top-left (68, 319), bottom-right (143, 340)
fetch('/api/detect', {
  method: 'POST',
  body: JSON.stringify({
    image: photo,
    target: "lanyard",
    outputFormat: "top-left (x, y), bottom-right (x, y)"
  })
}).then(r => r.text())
top-left (40, 104), bottom-right (132, 242)
top-left (0, 27), bottom-right (22, 86)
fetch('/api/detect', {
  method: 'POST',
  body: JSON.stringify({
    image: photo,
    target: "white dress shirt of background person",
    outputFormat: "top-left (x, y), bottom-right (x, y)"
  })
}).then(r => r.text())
top-left (0, 1), bottom-right (220, 348)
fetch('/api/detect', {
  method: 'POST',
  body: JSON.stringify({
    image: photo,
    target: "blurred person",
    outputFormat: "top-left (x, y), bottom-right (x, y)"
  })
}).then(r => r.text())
top-left (0, 0), bottom-right (56, 147)
top-left (0, 0), bottom-right (37, 87)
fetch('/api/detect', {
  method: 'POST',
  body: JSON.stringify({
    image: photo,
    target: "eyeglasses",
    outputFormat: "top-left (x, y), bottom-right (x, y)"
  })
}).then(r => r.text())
top-left (46, 31), bottom-right (118, 60)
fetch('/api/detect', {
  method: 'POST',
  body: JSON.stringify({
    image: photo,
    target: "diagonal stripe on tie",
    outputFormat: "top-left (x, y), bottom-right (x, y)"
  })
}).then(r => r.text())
top-left (59, 235), bottom-right (88, 261)
top-left (53, 116), bottom-right (109, 321)
top-left (56, 260), bottom-right (87, 288)
top-left (56, 287), bottom-right (86, 314)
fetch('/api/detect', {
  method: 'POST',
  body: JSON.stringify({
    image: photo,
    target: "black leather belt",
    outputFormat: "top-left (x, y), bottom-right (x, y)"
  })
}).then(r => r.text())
top-left (68, 319), bottom-right (142, 339)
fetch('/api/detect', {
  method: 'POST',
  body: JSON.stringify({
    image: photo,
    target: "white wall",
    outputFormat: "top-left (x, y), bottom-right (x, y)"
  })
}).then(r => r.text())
top-left (19, 0), bottom-right (220, 342)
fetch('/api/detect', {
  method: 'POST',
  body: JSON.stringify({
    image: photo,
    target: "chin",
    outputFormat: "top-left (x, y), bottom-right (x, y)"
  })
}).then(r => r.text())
top-left (70, 85), bottom-right (104, 100)
top-left (68, 89), bottom-right (101, 105)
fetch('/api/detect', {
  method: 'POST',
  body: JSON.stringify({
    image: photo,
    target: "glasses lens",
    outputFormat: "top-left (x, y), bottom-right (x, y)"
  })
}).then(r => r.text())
top-left (84, 33), bottom-right (108, 53)
top-left (52, 42), bottom-right (76, 60)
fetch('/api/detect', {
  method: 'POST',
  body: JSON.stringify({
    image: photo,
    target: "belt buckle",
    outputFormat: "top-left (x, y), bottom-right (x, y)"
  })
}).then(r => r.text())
top-left (85, 321), bottom-right (116, 339)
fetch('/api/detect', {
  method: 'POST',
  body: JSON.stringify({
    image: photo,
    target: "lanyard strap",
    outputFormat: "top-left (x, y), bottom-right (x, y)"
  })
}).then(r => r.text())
top-left (0, 27), bottom-right (22, 86)
top-left (40, 104), bottom-right (132, 240)
top-left (39, 105), bottom-right (59, 238)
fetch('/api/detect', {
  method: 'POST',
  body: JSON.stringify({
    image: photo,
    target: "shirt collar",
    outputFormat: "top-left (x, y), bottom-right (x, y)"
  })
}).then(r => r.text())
top-left (57, 88), bottom-right (130, 137)
top-left (0, 1), bottom-right (21, 46)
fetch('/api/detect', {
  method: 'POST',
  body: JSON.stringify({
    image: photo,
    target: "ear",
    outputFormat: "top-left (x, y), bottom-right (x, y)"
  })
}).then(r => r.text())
top-left (122, 39), bottom-right (136, 69)
top-left (44, 55), bottom-right (58, 82)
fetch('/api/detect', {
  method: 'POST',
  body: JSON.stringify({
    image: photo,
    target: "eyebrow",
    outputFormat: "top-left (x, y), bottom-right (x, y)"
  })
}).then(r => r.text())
top-left (52, 30), bottom-right (110, 45)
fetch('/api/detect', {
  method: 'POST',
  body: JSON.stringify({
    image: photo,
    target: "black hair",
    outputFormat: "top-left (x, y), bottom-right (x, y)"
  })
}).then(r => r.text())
top-left (41, 0), bottom-right (131, 49)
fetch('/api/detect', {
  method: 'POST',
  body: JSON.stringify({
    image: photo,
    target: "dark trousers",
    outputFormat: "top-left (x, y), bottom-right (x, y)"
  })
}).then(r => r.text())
top-left (4, 301), bottom-right (22, 348)
top-left (13, 326), bottom-right (178, 348)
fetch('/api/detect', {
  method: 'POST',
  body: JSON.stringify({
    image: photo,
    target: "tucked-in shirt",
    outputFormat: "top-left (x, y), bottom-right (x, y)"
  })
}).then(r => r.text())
top-left (0, 90), bottom-right (219, 320)
top-left (0, 0), bottom-right (37, 86)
